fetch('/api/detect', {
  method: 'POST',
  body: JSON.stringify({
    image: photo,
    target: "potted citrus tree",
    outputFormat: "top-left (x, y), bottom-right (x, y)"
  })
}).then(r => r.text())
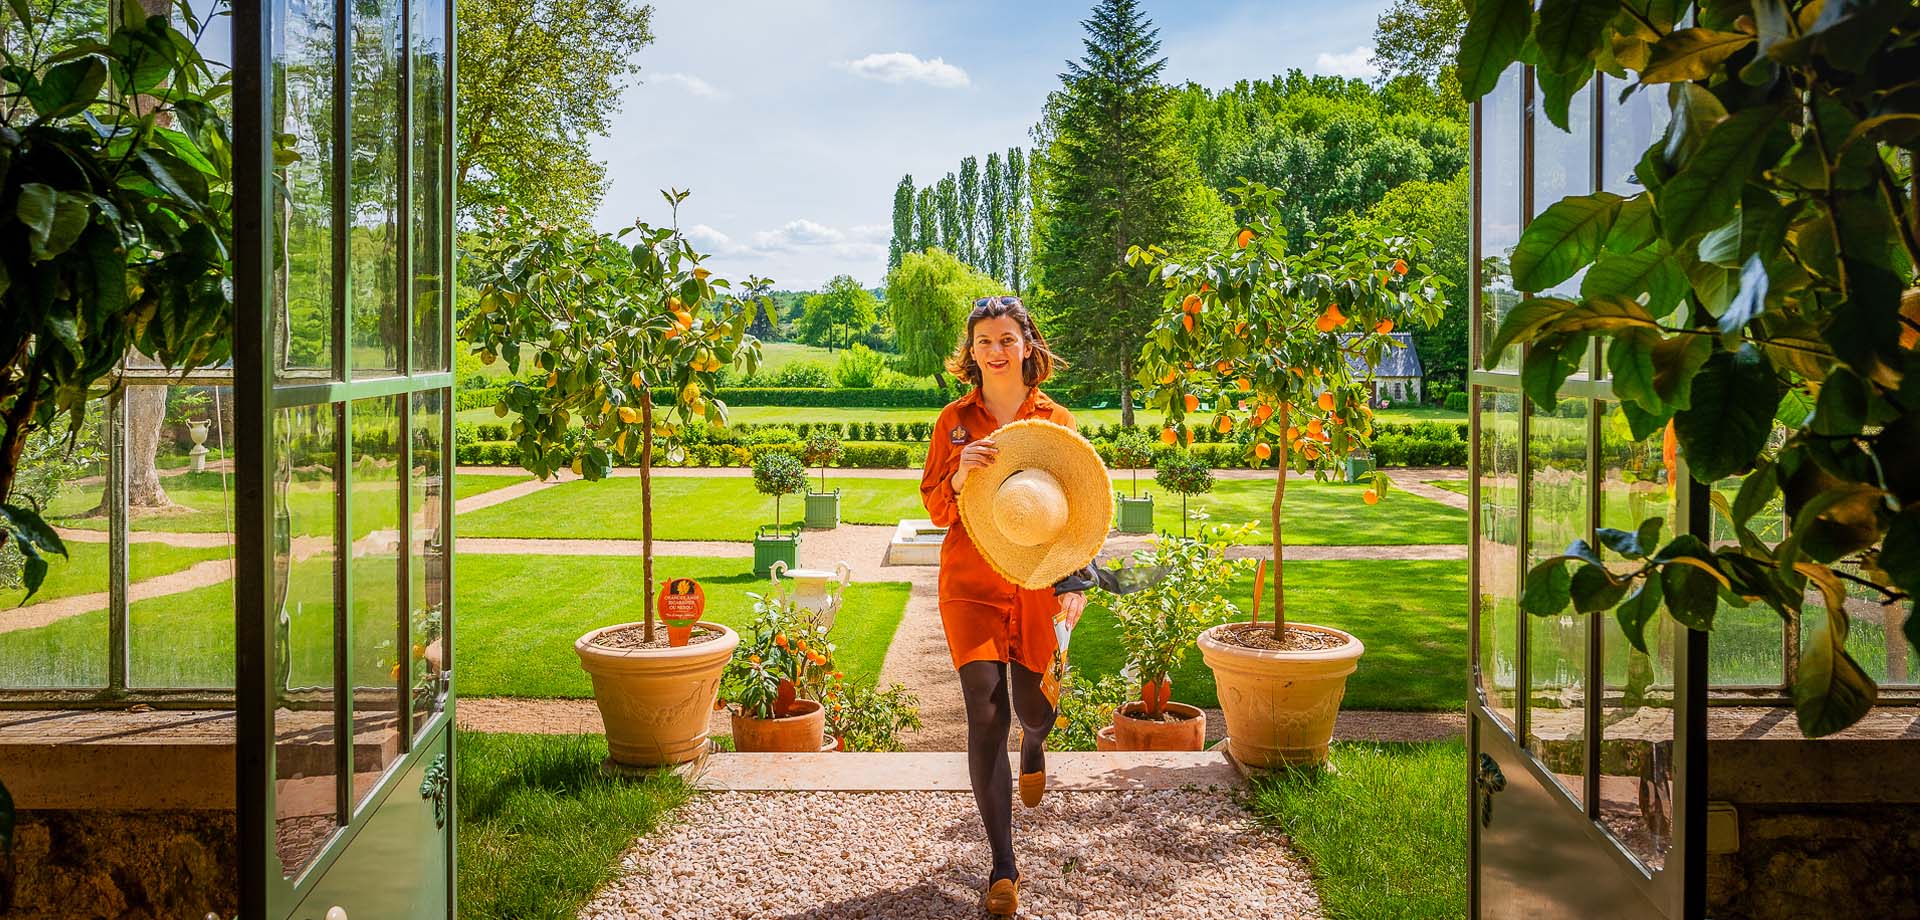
top-left (802, 431), bottom-right (844, 529)
top-left (1129, 180), bottom-right (1444, 766)
top-left (752, 450), bottom-right (806, 576)
top-left (1111, 428), bottom-right (1156, 533)
top-left (721, 593), bottom-right (835, 751)
top-left (1153, 450), bottom-right (1214, 540)
top-left (462, 189), bottom-right (772, 766)
top-left (1106, 523), bottom-right (1257, 750)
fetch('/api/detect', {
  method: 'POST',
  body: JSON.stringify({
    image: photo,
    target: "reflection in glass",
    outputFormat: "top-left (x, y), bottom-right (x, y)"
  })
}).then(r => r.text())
top-left (350, 0), bottom-right (402, 378)
top-left (1524, 398), bottom-right (1589, 806)
top-left (273, 0), bottom-right (338, 377)
top-left (1477, 388), bottom-right (1521, 727)
top-left (1602, 81), bottom-right (1669, 198)
top-left (274, 403), bottom-right (339, 878)
top-left (1709, 471), bottom-right (1788, 687)
top-left (0, 399), bottom-right (109, 688)
top-left (1479, 67), bottom-right (1523, 372)
top-left (410, 0), bottom-right (448, 373)
top-left (1532, 79), bottom-right (1595, 375)
top-left (1597, 404), bottom-right (1676, 871)
top-left (410, 391), bottom-right (448, 734)
top-left (350, 396), bottom-right (405, 809)
top-left (130, 385), bottom-right (239, 688)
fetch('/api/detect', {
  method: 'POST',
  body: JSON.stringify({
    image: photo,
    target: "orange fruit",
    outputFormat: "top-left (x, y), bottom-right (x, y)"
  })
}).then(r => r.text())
top-left (1237, 378), bottom-right (1252, 392)
top-left (693, 267), bottom-right (712, 280)
top-left (546, 371), bottom-right (558, 388)
top-left (1307, 418), bottom-right (1324, 436)
top-left (1236, 229), bottom-right (1254, 248)
top-left (1160, 368), bottom-right (1178, 385)
top-left (1331, 414), bottom-right (1344, 425)
top-left (1315, 304), bottom-right (1348, 333)
top-left (1253, 404), bottom-right (1273, 424)
top-left (631, 371), bottom-right (646, 388)
top-left (1286, 426), bottom-right (1300, 441)
top-left (1215, 360), bottom-right (1231, 374)
top-left (1182, 314), bottom-right (1195, 333)
top-left (1375, 319), bottom-right (1395, 334)
top-left (749, 654), bottom-right (761, 665)
top-left (1363, 489), bottom-right (1380, 505)
top-left (1183, 393), bottom-right (1200, 412)
top-left (1216, 415), bottom-right (1233, 434)
top-left (1233, 322), bottom-right (1246, 336)
top-left (1162, 427), bottom-right (1178, 445)
top-left (1317, 391), bottom-right (1335, 411)
top-left (618, 406), bottom-right (639, 424)
top-left (1254, 442), bottom-right (1272, 460)
top-left (1302, 443), bottom-right (1320, 460)
top-left (1392, 258), bottom-right (1408, 276)
top-left (1184, 428), bottom-right (1194, 445)
top-left (774, 634), bottom-right (788, 649)
top-left (1182, 294), bottom-right (1204, 314)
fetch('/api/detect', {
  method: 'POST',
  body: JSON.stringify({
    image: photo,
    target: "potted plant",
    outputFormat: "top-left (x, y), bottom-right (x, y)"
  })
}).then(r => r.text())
top-left (820, 676), bottom-right (923, 752)
top-left (721, 592), bottom-right (836, 751)
top-left (1054, 672), bottom-right (1133, 751)
top-left (752, 451), bottom-right (806, 576)
top-left (1111, 428), bottom-right (1157, 533)
top-left (1130, 181), bottom-right (1444, 766)
top-left (802, 431), bottom-right (844, 529)
top-left (463, 189), bottom-right (773, 765)
top-left (1105, 523), bottom-right (1258, 750)
top-left (1153, 450), bottom-right (1214, 540)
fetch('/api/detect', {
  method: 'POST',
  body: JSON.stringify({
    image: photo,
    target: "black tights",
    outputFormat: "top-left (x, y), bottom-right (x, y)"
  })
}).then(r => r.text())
top-left (958, 659), bottom-right (1054, 883)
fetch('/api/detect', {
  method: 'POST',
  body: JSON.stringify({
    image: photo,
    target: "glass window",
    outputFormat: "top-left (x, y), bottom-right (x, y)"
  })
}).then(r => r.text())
top-left (1524, 398), bottom-right (1590, 806)
top-left (409, 390), bottom-right (449, 735)
top-left (275, 0), bottom-right (339, 378)
top-left (349, 395), bottom-right (405, 808)
top-left (410, 0), bottom-right (448, 373)
top-left (1479, 67), bottom-right (1524, 372)
top-left (350, 0), bottom-right (403, 378)
top-left (0, 399), bottom-right (109, 688)
top-left (129, 384), bottom-right (238, 689)
top-left (1709, 470), bottom-right (1787, 687)
top-left (1477, 387), bottom-right (1522, 727)
top-left (274, 403), bottom-right (341, 879)
top-left (1532, 79), bottom-right (1595, 377)
top-left (1601, 79), bottom-right (1669, 199)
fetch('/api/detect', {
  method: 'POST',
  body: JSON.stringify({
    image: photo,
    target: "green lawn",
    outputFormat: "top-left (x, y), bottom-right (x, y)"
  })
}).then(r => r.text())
top-left (1246, 740), bottom-right (1467, 920)
top-left (453, 554), bottom-right (910, 698)
top-left (45, 470), bottom-right (525, 535)
top-left (456, 731), bottom-right (689, 920)
top-left (460, 476), bottom-right (1466, 546)
top-left (1069, 560), bottom-right (1468, 711)
top-left (515, 401), bottom-right (1466, 432)
top-left (2, 541), bottom-right (228, 608)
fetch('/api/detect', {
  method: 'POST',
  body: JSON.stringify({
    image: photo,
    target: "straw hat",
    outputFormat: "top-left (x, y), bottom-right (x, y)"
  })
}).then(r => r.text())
top-left (958, 418), bottom-right (1114, 590)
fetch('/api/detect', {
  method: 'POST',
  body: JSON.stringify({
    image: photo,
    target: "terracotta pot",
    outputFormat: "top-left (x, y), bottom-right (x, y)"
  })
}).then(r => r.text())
top-left (1094, 724), bottom-right (1119, 751)
top-left (576, 621), bottom-right (738, 766)
top-left (824, 736), bottom-right (843, 753)
top-left (1111, 701), bottom-right (1207, 751)
top-left (730, 699), bottom-right (826, 752)
top-left (1199, 621), bottom-right (1363, 767)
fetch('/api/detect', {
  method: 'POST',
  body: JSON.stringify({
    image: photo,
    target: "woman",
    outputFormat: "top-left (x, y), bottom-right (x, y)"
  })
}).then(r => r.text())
top-left (918, 295), bottom-right (1086, 916)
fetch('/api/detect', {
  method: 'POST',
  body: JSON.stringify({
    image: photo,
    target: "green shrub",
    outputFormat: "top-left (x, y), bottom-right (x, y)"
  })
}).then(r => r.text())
top-left (833, 344), bottom-right (887, 388)
top-left (774, 361), bottom-right (833, 388)
top-left (1444, 391), bottom-right (1468, 413)
top-left (840, 444), bottom-right (911, 468)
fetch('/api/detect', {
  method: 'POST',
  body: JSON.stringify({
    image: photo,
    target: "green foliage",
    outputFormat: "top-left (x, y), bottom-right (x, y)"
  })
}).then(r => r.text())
top-left (983, 151), bottom-right (1007, 283)
top-left (1372, 0), bottom-right (1469, 84)
top-left (0, 2), bottom-right (233, 599)
top-left (455, 0), bottom-right (653, 224)
top-left (751, 450), bottom-right (806, 533)
top-left (1111, 428), bottom-right (1156, 498)
top-left (820, 679), bottom-right (923, 752)
top-left (1, 423), bottom-right (102, 591)
top-left (1153, 451), bottom-right (1215, 498)
top-left (885, 248), bottom-right (1000, 384)
top-left (888, 174), bottom-right (916, 271)
top-left (802, 432), bottom-right (843, 491)
top-left (1461, 0), bottom-right (1920, 737)
top-left (720, 591), bottom-right (835, 720)
top-left (1365, 171), bottom-right (1471, 385)
top-left (831, 343), bottom-right (887, 388)
top-left (1104, 524), bottom-right (1258, 711)
top-left (795, 275), bottom-right (880, 352)
top-left (1053, 671), bottom-right (1132, 751)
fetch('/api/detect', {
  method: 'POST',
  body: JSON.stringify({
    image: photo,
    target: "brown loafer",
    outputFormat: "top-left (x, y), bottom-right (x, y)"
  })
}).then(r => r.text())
top-left (985, 876), bottom-right (1019, 916)
top-left (1019, 770), bottom-right (1045, 808)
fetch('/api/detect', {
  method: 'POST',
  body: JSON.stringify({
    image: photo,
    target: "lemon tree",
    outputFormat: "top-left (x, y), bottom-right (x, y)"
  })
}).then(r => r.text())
top-left (461, 189), bottom-right (770, 640)
top-left (1129, 181), bottom-right (1446, 637)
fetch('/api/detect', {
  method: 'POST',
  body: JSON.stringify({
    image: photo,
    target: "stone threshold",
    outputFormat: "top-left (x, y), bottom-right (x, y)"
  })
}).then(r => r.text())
top-left (676, 750), bottom-right (1242, 792)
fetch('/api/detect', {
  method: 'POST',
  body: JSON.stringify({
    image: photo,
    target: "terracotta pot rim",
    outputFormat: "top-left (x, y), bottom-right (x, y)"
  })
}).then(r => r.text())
top-left (1198, 621), bottom-right (1365, 662)
top-left (576, 621), bottom-right (737, 661)
top-left (731, 698), bottom-right (824, 725)
top-left (1115, 700), bottom-right (1203, 722)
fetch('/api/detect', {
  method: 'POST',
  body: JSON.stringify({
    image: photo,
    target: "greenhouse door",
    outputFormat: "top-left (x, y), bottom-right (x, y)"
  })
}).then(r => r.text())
top-left (232, 0), bottom-right (460, 914)
top-left (1467, 65), bottom-right (1705, 919)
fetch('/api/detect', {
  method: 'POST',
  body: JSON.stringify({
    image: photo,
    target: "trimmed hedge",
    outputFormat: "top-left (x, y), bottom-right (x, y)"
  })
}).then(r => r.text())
top-left (1445, 391), bottom-right (1469, 412)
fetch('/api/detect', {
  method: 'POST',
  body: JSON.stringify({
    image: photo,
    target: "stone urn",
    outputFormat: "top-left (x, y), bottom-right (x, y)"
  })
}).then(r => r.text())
top-left (575, 621), bottom-right (738, 766)
top-left (188, 418), bottom-right (211, 472)
top-left (1198, 622), bottom-right (1363, 767)
top-left (768, 559), bottom-right (851, 631)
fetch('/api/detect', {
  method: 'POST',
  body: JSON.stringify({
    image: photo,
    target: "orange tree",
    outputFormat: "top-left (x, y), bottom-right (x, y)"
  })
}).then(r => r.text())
top-left (460, 190), bottom-right (770, 642)
top-left (1128, 181), bottom-right (1446, 638)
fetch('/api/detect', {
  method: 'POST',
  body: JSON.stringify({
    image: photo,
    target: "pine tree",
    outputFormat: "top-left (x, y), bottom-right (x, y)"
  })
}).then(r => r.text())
top-left (1005, 146), bottom-right (1028, 293)
top-left (1035, 0), bottom-right (1225, 425)
top-left (914, 184), bottom-right (939, 253)
top-left (936, 173), bottom-right (962, 255)
top-left (983, 152), bottom-right (1007, 285)
top-left (957, 156), bottom-right (980, 267)
top-left (888, 173), bottom-right (916, 270)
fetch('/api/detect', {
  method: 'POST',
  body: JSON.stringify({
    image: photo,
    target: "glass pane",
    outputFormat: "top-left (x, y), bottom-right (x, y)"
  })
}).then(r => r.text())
top-left (274, 0), bottom-right (338, 378)
top-left (409, 390), bottom-right (448, 735)
top-left (1597, 404), bottom-right (1676, 871)
top-left (350, 0), bottom-right (402, 378)
top-left (1525, 398), bottom-right (1590, 806)
top-left (275, 403), bottom-right (340, 878)
top-left (350, 395), bottom-right (405, 809)
top-left (0, 399), bottom-right (109, 688)
top-left (1, 0), bottom-right (108, 47)
top-left (1601, 80), bottom-right (1669, 198)
top-left (1477, 387), bottom-right (1522, 727)
top-left (1709, 471), bottom-right (1787, 687)
top-left (129, 384), bottom-right (238, 689)
top-left (1532, 79), bottom-right (1595, 376)
top-left (409, 0), bottom-right (448, 373)
top-left (1479, 66), bottom-right (1524, 372)
top-left (178, 0), bottom-right (231, 78)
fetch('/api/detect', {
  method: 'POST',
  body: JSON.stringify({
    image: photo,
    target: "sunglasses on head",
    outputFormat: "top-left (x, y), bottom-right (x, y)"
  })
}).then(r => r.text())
top-left (972, 295), bottom-right (1022, 309)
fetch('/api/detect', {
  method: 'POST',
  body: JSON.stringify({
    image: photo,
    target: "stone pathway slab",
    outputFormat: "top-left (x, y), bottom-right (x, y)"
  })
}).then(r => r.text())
top-left (687, 751), bottom-right (1241, 793)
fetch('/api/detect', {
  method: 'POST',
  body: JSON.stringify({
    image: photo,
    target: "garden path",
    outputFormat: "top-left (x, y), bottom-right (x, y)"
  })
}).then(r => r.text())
top-left (453, 464), bottom-right (1471, 484)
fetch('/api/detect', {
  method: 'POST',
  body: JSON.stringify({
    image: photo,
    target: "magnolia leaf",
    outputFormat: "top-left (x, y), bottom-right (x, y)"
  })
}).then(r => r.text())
top-left (1773, 0), bottom-right (1910, 70)
top-left (26, 54), bottom-right (107, 119)
top-left (1880, 507), bottom-right (1920, 604)
top-left (1606, 326), bottom-right (1662, 409)
top-left (1483, 297), bottom-right (1576, 369)
top-left (1535, 64), bottom-right (1593, 133)
top-left (1674, 345), bottom-right (1778, 483)
top-left (1660, 558), bottom-right (1721, 630)
top-left (1616, 569), bottom-right (1664, 654)
top-left (1571, 562), bottom-right (1630, 613)
top-left (1522, 558), bottom-right (1574, 616)
top-left (1642, 28), bottom-right (1755, 83)
top-left (1731, 458), bottom-right (1779, 526)
top-left (1825, 256), bottom-right (1903, 386)
top-left (1719, 253), bottom-right (1771, 334)
top-left (1810, 367), bottom-right (1869, 436)
top-left (1658, 84), bottom-right (1727, 173)
top-left (1457, 0), bottom-right (1533, 99)
top-left (1522, 333), bottom-right (1587, 410)
top-left (1658, 108), bottom-right (1785, 245)
top-left (1555, 295), bottom-right (1660, 335)
top-left (1537, 0), bottom-right (1621, 73)
top-left (1581, 246), bottom-right (1687, 317)
top-left (1793, 565), bottom-right (1877, 737)
top-left (1649, 332), bottom-right (1711, 409)
top-left (1605, 194), bottom-right (1658, 253)
top-left (1796, 483), bottom-right (1887, 564)
top-left (1512, 192), bottom-right (1622, 291)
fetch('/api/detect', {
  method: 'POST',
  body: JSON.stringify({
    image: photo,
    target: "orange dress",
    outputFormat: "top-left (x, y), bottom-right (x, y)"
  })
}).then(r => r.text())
top-left (920, 388), bottom-right (1078, 672)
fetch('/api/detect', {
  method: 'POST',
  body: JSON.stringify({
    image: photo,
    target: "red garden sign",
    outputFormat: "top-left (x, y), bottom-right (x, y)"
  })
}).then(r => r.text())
top-left (658, 578), bottom-right (705, 646)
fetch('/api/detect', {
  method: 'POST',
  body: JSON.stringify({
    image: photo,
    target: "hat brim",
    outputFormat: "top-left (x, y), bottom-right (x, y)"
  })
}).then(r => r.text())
top-left (958, 419), bottom-right (1114, 590)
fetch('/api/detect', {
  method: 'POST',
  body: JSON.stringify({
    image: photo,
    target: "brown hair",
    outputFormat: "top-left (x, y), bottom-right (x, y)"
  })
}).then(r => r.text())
top-left (945, 295), bottom-right (1065, 390)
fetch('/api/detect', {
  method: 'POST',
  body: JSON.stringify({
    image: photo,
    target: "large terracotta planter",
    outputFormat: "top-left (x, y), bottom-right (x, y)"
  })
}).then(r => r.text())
top-left (1094, 724), bottom-right (1119, 751)
top-left (575, 621), bottom-right (738, 766)
top-left (1198, 621), bottom-right (1364, 767)
top-left (1111, 701), bottom-right (1207, 751)
top-left (730, 699), bottom-right (826, 752)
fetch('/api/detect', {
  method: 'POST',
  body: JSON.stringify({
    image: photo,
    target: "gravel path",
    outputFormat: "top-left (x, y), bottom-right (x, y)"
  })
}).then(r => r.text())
top-left (579, 789), bottom-right (1324, 920)
top-left (453, 464), bottom-right (1469, 483)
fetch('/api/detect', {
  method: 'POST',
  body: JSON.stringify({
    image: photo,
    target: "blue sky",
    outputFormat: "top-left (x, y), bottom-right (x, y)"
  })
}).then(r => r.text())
top-left (591, 0), bottom-right (1391, 290)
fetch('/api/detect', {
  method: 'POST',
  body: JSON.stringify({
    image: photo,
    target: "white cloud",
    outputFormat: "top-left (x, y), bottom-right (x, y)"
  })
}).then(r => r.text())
top-left (1313, 45), bottom-right (1378, 79)
top-left (685, 223), bottom-right (743, 255)
top-left (653, 71), bottom-right (726, 98)
top-left (837, 52), bottom-right (970, 88)
top-left (751, 218), bottom-right (846, 251)
top-left (846, 223), bottom-right (892, 244)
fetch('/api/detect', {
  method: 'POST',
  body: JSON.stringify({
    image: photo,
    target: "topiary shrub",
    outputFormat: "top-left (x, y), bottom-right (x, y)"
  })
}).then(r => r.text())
top-left (1111, 428), bottom-right (1156, 499)
top-left (1154, 451), bottom-right (1215, 539)
top-left (751, 451), bottom-right (807, 535)
top-left (1444, 391), bottom-right (1468, 413)
top-left (803, 432), bottom-right (845, 493)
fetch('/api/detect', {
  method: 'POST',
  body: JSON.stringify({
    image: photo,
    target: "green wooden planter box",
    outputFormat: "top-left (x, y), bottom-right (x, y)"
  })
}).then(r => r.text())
top-left (1344, 454), bottom-right (1374, 483)
top-left (805, 490), bottom-right (841, 529)
top-left (1116, 492), bottom-right (1155, 534)
top-left (753, 527), bottom-right (801, 577)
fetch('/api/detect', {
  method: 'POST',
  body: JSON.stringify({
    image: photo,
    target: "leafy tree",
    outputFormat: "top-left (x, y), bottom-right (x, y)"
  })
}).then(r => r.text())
top-left (1371, 0), bottom-right (1465, 82)
top-left (456, 0), bottom-right (653, 225)
top-left (802, 432), bottom-right (844, 493)
top-left (752, 451), bottom-right (807, 536)
top-left (983, 151), bottom-right (1007, 283)
top-left (1005, 146), bottom-right (1030, 293)
top-left (796, 275), bottom-right (880, 353)
top-left (1035, 0), bottom-right (1228, 426)
top-left (1459, 0), bottom-right (1920, 738)
top-left (1364, 170), bottom-right (1469, 388)
top-left (888, 173), bottom-right (916, 270)
top-left (886, 248), bottom-right (999, 392)
top-left (936, 173), bottom-right (962, 255)
top-left (958, 156), bottom-right (981, 266)
top-left (1153, 451), bottom-right (1214, 539)
top-left (1111, 428), bottom-right (1156, 498)
top-left (914, 185), bottom-right (938, 254)
top-left (832, 343), bottom-right (886, 387)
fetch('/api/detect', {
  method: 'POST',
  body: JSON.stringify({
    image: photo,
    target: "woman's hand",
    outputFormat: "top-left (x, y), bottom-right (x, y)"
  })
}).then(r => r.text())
top-left (949, 437), bottom-right (998, 491)
top-left (1056, 591), bottom-right (1087, 629)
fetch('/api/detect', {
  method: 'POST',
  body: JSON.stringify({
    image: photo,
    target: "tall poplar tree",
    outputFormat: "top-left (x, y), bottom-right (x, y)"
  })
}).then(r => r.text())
top-left (914, 184), bottom-right (939, 254)
top-left (983, 152), bottom-right (1007, 285)
top-left (957, 156), bottom-right (981, 267)
top-left (888, 173), bottom-right (916, 270)
top-left (1035, 0), bottom-right (1225, 424)
top-left (1004, 145), bottom-right (1028, 293)
top-left (936, 173), bottom-right (962, 256)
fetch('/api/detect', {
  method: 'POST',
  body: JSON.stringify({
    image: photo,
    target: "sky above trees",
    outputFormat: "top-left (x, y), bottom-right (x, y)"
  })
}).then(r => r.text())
top-left (589, 0), bottom-right (1392, 289)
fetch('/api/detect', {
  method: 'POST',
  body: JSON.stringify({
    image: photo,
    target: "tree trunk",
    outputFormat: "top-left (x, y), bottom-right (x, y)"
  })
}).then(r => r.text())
top-left (640, 389), bottom-right (655, 642)
top-left (1272, 402), bottom-right (1289, 639)
top-left (933, 371), bottom-right (948, 394)
top-left (125, 385), bottom-right (171, 507)
top-left (1119, 356), bottom-right (1134, 427)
